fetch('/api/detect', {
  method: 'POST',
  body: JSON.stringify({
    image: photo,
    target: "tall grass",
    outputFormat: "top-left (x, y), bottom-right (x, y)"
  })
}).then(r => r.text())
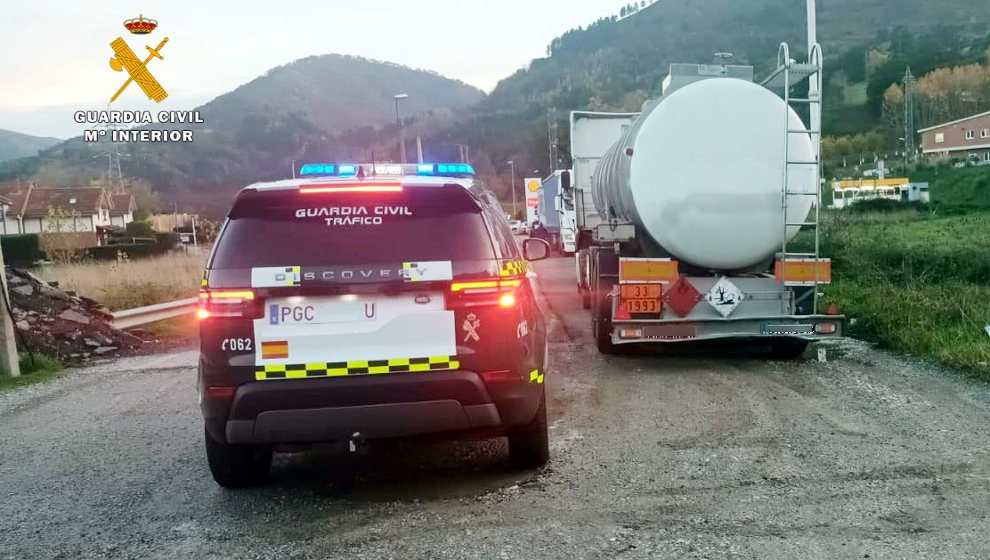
top-left (814, 209), bottom-right (990, 379)
top-left (34, 252), bottom-right (207, 311)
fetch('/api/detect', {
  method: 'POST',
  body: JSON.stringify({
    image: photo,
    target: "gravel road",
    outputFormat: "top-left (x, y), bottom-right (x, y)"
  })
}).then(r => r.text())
top-left (2, 256), bottom-right (989, 559)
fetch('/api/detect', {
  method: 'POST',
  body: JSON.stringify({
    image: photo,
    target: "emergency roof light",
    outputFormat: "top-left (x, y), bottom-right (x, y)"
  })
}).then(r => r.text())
top-left (297, 162), bottom-right (476, 178)
top-left (299, 163), bottom-right (335, 176)
top-left (418, 163), bottom-right (475, 176)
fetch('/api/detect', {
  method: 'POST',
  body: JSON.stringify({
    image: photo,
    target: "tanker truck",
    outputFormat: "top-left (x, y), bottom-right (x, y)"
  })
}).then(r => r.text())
top-left (572, 1), bottom-right (842, 355)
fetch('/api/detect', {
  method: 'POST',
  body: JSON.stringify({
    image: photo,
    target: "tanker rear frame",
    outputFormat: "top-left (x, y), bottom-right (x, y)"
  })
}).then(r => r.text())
top-left (571, 0), bottom-right (843, 356)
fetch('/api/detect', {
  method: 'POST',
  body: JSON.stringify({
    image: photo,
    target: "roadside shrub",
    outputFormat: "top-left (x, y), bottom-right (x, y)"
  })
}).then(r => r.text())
top-left (0, 234), bottom-right (43, 266)
top-left (87, 243), bottom-right (168, 261)
top-left (125, 220), bottom-right (155, 238)
top-left (154, 232), bottom-right (179, 250)
top-left (847, 198), bottom-right (914, 213)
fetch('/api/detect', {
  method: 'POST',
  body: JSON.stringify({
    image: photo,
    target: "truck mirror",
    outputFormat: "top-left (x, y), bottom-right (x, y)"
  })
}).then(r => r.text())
top-left (561, 170), bottom-right (571, 189)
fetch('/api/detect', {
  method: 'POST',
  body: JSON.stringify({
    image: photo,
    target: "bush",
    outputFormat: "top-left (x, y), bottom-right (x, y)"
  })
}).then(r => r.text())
top-left (846, 198), bottom-right (925, 213)
top-left (154, 232), bottom-right (179, 250)
top-left (124, 220), bottom-right (155, 238)
top-left (0, 234), bottom-right (43, 266)
top-left (87, 243), bottom-right (169, 261)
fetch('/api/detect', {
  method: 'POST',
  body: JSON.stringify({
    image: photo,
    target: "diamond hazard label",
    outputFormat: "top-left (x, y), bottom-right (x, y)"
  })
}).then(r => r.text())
top-left (705, 277), bottom-right (744, 318)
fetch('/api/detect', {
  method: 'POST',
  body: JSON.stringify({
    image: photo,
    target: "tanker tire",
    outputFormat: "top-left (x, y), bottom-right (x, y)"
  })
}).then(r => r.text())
top-left (205, 426), bottom-right (272, 489)
top-left (507, 391), bottom-right (549, 469)
top-left (593, 280), bottom-right (618, 355)
top-left (770, 339), bottom-right (809, 359)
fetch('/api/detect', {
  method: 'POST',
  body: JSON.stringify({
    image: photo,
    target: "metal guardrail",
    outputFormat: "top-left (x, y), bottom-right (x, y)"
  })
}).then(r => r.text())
top-left (111, 297), bottom-right (198, 330)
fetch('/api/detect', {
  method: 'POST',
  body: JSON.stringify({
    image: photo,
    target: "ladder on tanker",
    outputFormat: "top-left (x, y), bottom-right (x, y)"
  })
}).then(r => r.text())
top-left (761, 42), bottom-right (825, 314)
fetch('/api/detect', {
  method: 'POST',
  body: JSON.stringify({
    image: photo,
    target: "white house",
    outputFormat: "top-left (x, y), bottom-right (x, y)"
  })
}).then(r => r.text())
top-left (109, 194), bottom-right (137, 227)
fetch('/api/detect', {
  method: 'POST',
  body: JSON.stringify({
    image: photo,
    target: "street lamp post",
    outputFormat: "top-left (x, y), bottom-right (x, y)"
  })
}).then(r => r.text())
top-left (394, 93), bottom-right (409, 163)
top-left (507, 160), bottom-right (517, 218)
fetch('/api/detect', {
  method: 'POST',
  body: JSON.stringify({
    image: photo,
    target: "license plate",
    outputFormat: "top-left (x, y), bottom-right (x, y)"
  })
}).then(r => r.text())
top-left (621, 283), bottom-right (662, 299)
top-left (269, 300), bottom-right (377, 326)
top-left (622, 298), bottom-right (661, 314)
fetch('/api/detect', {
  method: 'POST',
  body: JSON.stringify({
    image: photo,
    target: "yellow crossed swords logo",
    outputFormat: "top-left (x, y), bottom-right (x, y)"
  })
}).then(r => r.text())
top-left (108, 37), bottom-right (169, 103)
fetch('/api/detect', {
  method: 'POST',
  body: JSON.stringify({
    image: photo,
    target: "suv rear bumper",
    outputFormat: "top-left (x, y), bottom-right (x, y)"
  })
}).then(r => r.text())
top-left (226, 400), bottom-right (500, 444)
top-left (202, 369), bottom-right (540, 445)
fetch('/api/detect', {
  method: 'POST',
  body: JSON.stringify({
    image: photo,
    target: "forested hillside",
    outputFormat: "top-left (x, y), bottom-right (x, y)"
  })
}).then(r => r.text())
top-left (0, 129), bottom-right (61, 163)
top-left (0, 56), bottom-right (483, 214)
top-left (3, 0), bottom-right (988, 214)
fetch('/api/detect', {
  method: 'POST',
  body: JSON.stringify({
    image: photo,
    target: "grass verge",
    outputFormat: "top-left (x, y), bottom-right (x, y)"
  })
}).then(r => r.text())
top-left (34, 251), bottom-right (207, 311)
top-left (816, 209), bottom-right (990, 380)
top-left (0, 354), bottom-right (64, 392)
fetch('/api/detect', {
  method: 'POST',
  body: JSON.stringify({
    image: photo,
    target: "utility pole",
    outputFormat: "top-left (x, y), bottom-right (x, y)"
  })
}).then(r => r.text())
top-left (394, 93), bottom-right (409, 163)
top-left (903, 67), bottom-right (915, 168)
top-left (416, 137), bottom-right (424, 163)
top-left (0, 243), bottom-right (20, 378)
top-left (547, 109), bottom-right (559, 172)
top-left (507, 160), bottom-right (517, 218)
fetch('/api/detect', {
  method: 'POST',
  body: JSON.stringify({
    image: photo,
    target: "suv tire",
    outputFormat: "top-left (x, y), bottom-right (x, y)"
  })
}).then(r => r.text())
top-left (507, 391), bottom-right (549, 469)
top-left (205, 426), bottom-right (272, 488)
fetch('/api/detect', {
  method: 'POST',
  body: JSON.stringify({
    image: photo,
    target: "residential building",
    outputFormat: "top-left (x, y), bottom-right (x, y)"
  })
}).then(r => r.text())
top-left (109, 194), bottom-right (137, 227)
top-left (0, 181), bottom-right (35, 235)
top-left (919, 110), bottom-right (990, 163)
top-left (0, 184), bottom-right (136, 245)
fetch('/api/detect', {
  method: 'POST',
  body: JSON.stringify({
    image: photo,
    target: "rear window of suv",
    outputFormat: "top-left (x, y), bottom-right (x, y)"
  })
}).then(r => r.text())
top-left (210, 185), bottom-right (496, 268)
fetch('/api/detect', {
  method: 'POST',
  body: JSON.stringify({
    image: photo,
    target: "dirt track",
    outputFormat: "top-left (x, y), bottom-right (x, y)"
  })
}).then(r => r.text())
top-left (1, 256), bottom-right (989, 559)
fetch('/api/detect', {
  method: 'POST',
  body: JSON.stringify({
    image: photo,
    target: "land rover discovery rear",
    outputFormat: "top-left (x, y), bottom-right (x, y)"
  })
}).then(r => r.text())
top-left (198, 163), bottom-right (551, 487)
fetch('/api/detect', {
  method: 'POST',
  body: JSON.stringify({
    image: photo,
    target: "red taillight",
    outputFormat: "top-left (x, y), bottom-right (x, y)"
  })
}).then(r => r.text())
top-left (205, 386), bottom-right (237, 400)
top-left (480, 370), bottom-right (517, 384)
top-left (198, 289), bottom-right (258, 319)
top-left (300, 182), bottom-right (402, 194)
top-left (447, 278), bottom-right (521, 309)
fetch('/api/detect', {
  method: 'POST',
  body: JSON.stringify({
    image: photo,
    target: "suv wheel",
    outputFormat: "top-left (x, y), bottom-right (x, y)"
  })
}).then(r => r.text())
top-left (204, 426), bottom-right (272, 488)
top-left (507, 391), bottom-right (549, 469)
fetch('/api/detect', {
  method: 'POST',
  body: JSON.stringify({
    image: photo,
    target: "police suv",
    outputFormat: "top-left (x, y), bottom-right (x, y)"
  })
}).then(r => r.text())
top-left (198, 162), bottom-right (552, 487)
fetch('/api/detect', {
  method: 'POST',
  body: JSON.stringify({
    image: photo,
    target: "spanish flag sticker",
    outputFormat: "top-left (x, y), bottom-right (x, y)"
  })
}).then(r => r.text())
top-left (261, 340), bottom-right (289, 360)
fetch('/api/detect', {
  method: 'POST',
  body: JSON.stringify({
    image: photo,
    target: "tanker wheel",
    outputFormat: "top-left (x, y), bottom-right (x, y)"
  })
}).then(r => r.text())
top-left (593, 278), bottom-right (618, 355)
top-left (770, 339), bottom-right (808, 359)
top-left (577, 250), bottom-right (591, 309)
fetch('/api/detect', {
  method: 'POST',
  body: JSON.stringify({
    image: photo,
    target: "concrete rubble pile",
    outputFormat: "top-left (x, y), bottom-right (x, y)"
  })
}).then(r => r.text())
top-left (6, 268), bottom-right (142, 361)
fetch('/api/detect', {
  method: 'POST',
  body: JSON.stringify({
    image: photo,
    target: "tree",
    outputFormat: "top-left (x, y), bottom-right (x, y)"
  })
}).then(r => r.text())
top-left (834, 137), bottom-right (854, 165)
top-left (881, 82), bottom-right (904, 142)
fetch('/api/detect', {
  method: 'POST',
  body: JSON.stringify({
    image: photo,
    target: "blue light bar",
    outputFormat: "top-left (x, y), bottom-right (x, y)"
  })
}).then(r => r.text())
top-left (299, 163), bottom-right (335, 176)
top-left (338, 164), bottom-right (358, 177)
top-left (417, 163), bottom-right (475, 176)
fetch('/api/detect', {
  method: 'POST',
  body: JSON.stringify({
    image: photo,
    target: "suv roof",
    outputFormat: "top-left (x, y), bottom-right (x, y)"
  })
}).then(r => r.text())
top-left (241, 174), bottom-right (477, 194)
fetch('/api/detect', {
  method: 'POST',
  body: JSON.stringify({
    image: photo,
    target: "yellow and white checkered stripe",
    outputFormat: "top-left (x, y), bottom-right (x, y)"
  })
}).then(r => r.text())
top-left (529, 369), bottom-right (544, 384)
top-left (500, 260), bottom-right (528, 277)
top-left (256, 356), bottom-right (460, 380)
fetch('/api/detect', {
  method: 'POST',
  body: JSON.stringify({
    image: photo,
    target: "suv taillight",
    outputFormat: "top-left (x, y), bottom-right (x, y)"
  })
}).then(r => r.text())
top-left (197, 290), bottom-right (259, 319)
top-left (447, 279), bottom-right (521, 309)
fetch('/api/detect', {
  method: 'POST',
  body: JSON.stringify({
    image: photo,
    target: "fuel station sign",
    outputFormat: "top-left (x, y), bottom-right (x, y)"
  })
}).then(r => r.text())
top-left (525, 178), bottom-right (540, 225)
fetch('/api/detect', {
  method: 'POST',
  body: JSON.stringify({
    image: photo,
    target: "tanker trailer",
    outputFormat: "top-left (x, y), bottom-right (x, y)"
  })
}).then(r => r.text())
top-left (572, 46), bottom-right (842, 355)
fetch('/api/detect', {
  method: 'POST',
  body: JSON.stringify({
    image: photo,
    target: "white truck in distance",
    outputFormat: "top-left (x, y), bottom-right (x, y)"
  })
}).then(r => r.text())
top-left (570, 0), bottom-right (842, 355)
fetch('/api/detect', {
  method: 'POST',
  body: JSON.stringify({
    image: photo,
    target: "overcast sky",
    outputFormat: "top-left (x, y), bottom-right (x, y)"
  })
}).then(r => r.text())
top-left (0, 0), bottom-right (632, 138)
